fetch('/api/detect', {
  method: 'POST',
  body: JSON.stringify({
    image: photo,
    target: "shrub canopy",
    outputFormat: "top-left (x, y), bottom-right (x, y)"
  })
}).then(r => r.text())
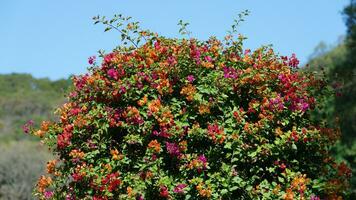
top-left (31, 15), bottom-right (351, 200)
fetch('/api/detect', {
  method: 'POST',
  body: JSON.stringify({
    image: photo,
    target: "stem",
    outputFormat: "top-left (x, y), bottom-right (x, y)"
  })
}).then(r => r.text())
top-left (106, 23), bottom-right (139, 48)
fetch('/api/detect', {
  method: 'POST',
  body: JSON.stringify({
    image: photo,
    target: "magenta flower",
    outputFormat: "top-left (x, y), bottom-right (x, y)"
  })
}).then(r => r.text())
top-left (310, 195), bottom-right (320, 200)
top-left (119, 86), bottom-right (127, 94)
top-left (165, 142), bottom-right (181, 157)
top-left (108, 69), bottom-right (119, 80)
top-left (167, 56), bottom-right (177, 66)
top-left (288, 53), bottom-right (299, 68)
top-left (198, 154), bottom-right (207, 164)
top-left (187, 75), bottom-right (195, 83)
top-left (22, 120), bottom-right (34, 134)
top-left (136, 195), bottom-right (144, 200)
top-left (154, 41), bottom-right (161, 50)
top-left (88, 56), bottom-right (96, 65)
top-left (269, 94), bottom-right (284, 111)
top-left (204, 55), bottom-right (212, 62)
top-left (153, 128), bottom-right (170, 138)
top-left (104, 53), bottom-right (115, 64)
top-left (301, 102), bottom-right (309, 112)
top-left (223, 67), bottom-right (238, 79)
top-left (173, 183), bottom-right (187, 194)
top-left (44, 190), bottom-right (54, 199)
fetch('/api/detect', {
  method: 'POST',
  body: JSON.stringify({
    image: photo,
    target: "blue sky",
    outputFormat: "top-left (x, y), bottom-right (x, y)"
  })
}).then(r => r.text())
top-left (0, 0), bottom-right (350, 80)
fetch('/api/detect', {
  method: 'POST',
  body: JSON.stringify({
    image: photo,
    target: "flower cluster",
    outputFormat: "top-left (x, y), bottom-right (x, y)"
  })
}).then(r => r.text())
top-left (31, 18), bottom-right (351, 199)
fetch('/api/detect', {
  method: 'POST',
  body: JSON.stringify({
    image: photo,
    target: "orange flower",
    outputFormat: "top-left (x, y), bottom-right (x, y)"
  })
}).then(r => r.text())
top-left (34, 130), bottom-right (46, 137)
top-left (69, 149), bottom-right (85, 159)
top-left (196, 182), bottom-right (212, 198)
top-left (291, 174), bottom-right (309, 193)
top-left (137, 95), bottom-right (148, 106)
top-left (198, 104), bottom-right (210, 115)
top-left (74, 115), bottom-right (87, 128)
top-left (127, 186), bottom-right (134, 197)
top-left (148, 99), bottom-right (161, 113)
top-left (179, 140), bottom-right (187, 152)
top-left (110, 149), bottom-right (123, 160)
top-left (272, 184), bottom-right (281, 195)
top-left (37, 175), bottom-right (52, 193)
top-left (126, 106), bottom-right (140, 118)
top-left (46, 159), bottom-right (57, 174)
top-left (180, 84), bottom-right (196, 101)
top-left (156, 78), bottom-right (173, 95)
top-left (148, 140), bottom-right (161, 153)
top-left (145, 170), bottom-right (153, 179)
top-left (275, 127), bottom-right (283, 136)
top-left (201, 61), bottom-right (214, 68)
top-left (283, 188), bottom-right (294, 200)
top-left (41, 121), bottom-right (51, 131)
top-left (157, 109), bottom-right (174, 127)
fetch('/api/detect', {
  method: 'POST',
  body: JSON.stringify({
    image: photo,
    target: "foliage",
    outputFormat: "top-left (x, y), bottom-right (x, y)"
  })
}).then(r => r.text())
top-left (333, 0), bottom-right (356, 145)
top-left (31, 14), bottom-right (351, 200)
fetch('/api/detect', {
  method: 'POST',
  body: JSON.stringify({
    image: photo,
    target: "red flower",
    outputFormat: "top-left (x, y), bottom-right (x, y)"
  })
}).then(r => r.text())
top-left (288, 53), bottom-right (299, 68)
top-left (159, 186), bottom-right (169, 198)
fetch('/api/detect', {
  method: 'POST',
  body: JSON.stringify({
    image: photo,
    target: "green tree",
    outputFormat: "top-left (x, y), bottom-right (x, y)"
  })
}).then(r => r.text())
top-left (332, 0), bottom-right (356, 144)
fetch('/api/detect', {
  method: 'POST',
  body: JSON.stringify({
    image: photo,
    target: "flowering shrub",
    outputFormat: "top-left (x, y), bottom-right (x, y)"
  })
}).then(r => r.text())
top-left (30, 14), bottom-right (351, 199)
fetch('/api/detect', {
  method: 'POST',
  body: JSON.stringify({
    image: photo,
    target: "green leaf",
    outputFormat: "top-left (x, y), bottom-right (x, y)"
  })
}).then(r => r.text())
top-left (221, 189), bottom-right (228, 195)
top-left (224, 142), bottom-right (232, 149)
top-left (292, 143), bottom-right (297, 150)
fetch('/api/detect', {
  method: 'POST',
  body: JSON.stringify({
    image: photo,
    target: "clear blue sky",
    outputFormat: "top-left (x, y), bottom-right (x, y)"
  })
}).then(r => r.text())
top-left (0, 0), bottom-right (350, 80)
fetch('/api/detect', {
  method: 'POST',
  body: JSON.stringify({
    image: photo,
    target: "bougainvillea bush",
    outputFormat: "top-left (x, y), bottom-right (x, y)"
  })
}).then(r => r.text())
top-left (30, 14), bottom-right (351, 199)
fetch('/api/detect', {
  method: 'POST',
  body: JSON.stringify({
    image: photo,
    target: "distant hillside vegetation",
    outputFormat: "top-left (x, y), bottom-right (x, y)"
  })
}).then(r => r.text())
top-left (0, 73), bottom-right (71, 200)
top-left (0, 73), bottom-right (71, 141)
top-left (307, 41), bottom-right (356, 197)
top-left (307, 41), bottom-right (347, 76)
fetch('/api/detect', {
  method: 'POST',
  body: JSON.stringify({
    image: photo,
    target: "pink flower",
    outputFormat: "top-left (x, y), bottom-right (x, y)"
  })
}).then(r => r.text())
top-left (104, 53), bottom-right (115, 64)
top-left (107, 69), bottom-right (119, 80)
top-left (165, 142), bottom-right (181, 157)
top-left (223, 67), bottom-right (239, 79)
top-left (136, 195), bottom-right (144, 200)
top-left (204, 56), bottom-right (212, 62)
top-left (198, 154), bottom-right (207, 164)
top-left (153, 128), bottom-right (170, 138)
top-left (190, 45), bottom-right (201, 64)
top-left (167, 56), bottom-right (177, 66)
top-left (310, 195), bottom-right (320, 200)
top-left (187, 75), bottom-right (195, 83)
top-left (269, 94), bottom-right (284, 111)
top-left (22, 120), bottom-right (34, 134)
top-left (44, 190), bottom-right (54, 199)
top-left (73, 74), bottom-right (89, 90)
top-left (119, 86), bottom-right (126, 94)
top-left (173, 184), bottom-right (187, 194)
top-left (154, 41), bottom-right (161, 50)
top-left (288, 53), bottom-right (299, 68)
